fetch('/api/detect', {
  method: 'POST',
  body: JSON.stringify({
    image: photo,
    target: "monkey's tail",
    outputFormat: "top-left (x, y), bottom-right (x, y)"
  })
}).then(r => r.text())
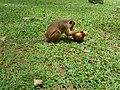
top-left (16, 39), bottom-right (46, 44)
top-left (28, 39), bottom-right (46, 43)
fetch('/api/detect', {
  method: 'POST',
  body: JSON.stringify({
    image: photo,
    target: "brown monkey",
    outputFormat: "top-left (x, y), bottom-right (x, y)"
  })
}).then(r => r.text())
top-left (18, 19), bottom-right (80, 43)
top-left (44, 19), bottom-right (80, 43)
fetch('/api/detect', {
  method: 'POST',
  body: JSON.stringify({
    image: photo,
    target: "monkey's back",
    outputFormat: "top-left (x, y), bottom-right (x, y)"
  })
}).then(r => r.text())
top-left (45, 19), bottom-right (73, 42)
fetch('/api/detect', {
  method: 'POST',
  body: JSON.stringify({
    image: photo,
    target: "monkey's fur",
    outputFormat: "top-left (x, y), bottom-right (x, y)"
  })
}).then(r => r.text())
top-left (44, 19), bottom-right (80, 43)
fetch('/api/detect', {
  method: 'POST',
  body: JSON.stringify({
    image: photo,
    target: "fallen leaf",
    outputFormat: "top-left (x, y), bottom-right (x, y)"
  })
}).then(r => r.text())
top-left (21, 29), bottom-right (26, 32)
top-left (84, 50), bottom-right (90, 53)
top-left (1, 36), bottom-right (6, 42)
top-left (23, 17), bottom-right (32, 20)
top-left (23, 17), bottom-right (45, 21)
top-left (88, 60), bottom-right (94, 64)
top-left (34, 79), bottom-right (42, 86)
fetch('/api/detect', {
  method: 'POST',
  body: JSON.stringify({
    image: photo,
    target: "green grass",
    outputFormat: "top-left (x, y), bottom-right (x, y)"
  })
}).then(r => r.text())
top-left (0, 0), bottom-right (120, 89)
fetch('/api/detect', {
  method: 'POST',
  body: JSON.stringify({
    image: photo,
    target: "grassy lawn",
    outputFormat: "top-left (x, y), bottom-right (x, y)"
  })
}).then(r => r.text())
top-left (0, 0), bottom-right (120, 89)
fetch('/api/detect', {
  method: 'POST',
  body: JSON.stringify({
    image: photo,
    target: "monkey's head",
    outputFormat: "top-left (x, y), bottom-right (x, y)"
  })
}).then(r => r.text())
top-left (68, 19), bottom-right (75, 30)
top-left (59, 19), bottom-right (75, 32)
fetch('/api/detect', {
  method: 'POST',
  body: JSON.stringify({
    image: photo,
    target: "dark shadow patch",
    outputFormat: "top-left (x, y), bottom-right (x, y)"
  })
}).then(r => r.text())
top-left (60, 36), bottom-right (84, 44)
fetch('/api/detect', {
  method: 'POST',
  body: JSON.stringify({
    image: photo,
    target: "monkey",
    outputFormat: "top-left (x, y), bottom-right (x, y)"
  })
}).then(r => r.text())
top-left (18, 18), bottom-right (81, 43)
top-left (44, 18), bottom-right (81, 43)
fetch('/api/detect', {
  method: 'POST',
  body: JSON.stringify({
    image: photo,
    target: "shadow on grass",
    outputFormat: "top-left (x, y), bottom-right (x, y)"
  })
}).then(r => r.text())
top-left (60, 37), bottom-right (84, 44)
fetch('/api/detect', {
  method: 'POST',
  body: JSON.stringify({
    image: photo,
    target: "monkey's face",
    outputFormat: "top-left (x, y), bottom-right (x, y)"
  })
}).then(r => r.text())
top-left (68, 20), bottom-right (75, 30)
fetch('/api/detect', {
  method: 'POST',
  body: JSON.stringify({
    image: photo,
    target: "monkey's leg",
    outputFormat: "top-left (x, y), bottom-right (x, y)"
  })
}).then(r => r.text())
top-left (48, 30), bottom-right (61, 43)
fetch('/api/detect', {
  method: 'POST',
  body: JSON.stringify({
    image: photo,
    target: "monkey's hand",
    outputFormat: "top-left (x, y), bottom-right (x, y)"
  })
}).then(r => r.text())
top-left (77, 29), bottom-right (83, 33)
top-left (70, 28), bottom-right (77, 31)
top-left (65, 29), bottom-right (78, 36)
top-left (65, 29), bottom-right (84, 36)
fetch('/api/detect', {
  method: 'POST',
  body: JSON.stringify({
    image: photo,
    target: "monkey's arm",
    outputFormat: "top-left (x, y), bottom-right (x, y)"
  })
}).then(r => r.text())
top-left (65, 29), bottom-right (81, 36)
